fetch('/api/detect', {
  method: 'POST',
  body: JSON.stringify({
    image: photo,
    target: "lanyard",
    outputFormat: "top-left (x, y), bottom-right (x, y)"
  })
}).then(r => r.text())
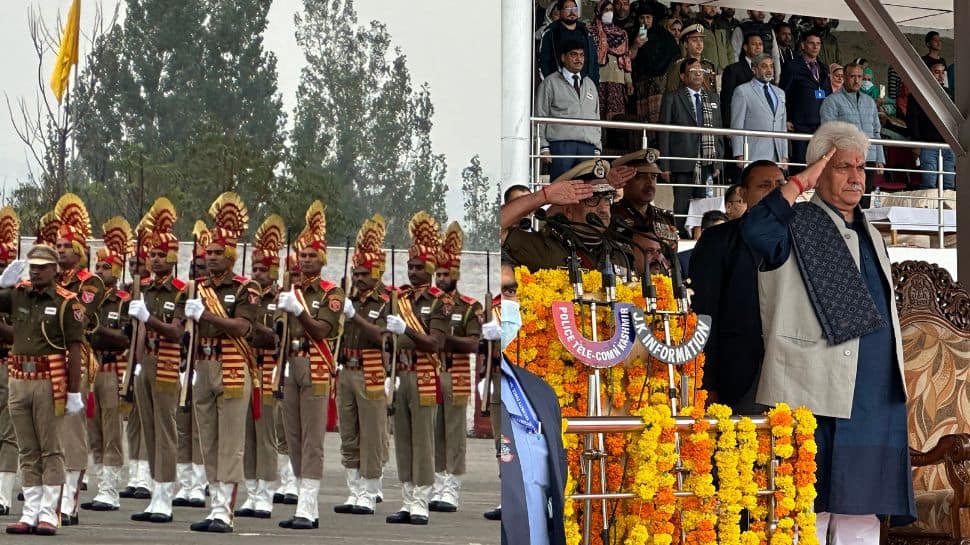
top-left (506, 372), bottom-right (541, 435)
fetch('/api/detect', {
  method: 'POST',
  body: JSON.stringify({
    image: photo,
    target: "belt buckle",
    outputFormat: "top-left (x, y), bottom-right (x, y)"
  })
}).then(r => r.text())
top-left (22, 361), bottom-right (36, 373)
top-left (201, 345), bottom-right (213, 357)
top-left (147, 338), bottom-right (158, 350)
top-left (348, 357), bottom-right (359, 368)
top-left (290, 340), bottom-right (302, 352)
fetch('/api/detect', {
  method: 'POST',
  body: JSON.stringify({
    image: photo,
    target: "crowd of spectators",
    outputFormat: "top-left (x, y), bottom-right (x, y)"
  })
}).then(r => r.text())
top-left (534, 0), bottom-right (958, 229)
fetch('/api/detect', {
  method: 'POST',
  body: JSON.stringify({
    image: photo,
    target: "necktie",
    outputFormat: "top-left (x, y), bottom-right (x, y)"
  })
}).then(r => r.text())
top-left (764, 83), bottom-right (775, 113)
top-left (694, 92), bottom-right (704, 126)
top-left (573, 74), bottom-right (581, 97)
top-left (808, 60), bottom-right (819, 82)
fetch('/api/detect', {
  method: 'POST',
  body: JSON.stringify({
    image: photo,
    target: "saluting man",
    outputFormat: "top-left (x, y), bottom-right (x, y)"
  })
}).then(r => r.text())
top-left (2, 246), bottom-right (85, 536)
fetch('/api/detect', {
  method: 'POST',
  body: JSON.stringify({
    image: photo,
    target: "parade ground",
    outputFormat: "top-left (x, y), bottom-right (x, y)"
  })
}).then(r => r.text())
top-left (2, 434), bottom-right (500, 545)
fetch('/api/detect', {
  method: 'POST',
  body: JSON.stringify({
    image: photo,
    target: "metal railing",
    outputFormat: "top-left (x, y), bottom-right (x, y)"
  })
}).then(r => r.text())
top-left (531, 116), bottom-right (956, 248)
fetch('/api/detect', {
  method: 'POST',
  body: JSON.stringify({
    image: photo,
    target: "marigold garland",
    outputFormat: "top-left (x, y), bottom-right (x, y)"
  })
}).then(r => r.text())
top-left (508, 268), bottom-right (816, 545)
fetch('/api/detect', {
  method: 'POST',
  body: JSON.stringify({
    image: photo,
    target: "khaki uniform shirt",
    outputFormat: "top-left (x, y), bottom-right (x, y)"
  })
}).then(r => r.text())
top-left (143, 275), bottom-right (186, 328)
top-left (0, 283), bottom-right (85, 356)
top-left (197, 274), bottom-right (259, 339)
top-left (287, 276), bottom-right (343, 344)
top-left (343, 286), bottom-right (388, 352)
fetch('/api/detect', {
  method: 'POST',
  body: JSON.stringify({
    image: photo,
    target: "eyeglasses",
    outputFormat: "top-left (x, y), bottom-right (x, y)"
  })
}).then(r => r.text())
top-left (688, 68), bottom-right (712, 74)
top-left (561, 6), bottom-right (579, 13)
top-left (580, 193), bottom-right (615, 207)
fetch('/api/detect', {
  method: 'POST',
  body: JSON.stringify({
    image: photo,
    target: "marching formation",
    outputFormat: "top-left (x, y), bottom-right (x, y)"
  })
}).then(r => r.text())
top-left (0, 192), bottom-right (501, 536)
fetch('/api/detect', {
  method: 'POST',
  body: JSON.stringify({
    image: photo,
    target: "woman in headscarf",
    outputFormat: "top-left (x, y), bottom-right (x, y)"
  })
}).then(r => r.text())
top-left (631, 6), bottom-right (679, 123)
top-left (861, 67), bottom-right (880, 101)
top-left (589, 0), bottom-right (633, 120)
top-left (665, 17), bottom-right (684, 43)
top-left (829, 63), bottom-right (844, 93)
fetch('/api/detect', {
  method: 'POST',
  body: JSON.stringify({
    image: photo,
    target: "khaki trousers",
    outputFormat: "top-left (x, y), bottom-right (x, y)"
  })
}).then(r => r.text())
top-left (61, 374), bottom-right (89, 471)
top-left (392, 371), bottom-right (435, 486)
top-left (337, 367), bottom-right (386, 480)
top-left (193, 359), bottom-right (250, 484)
top-left (434, 371), bottom-right (467, 475)
top-left (282, 357), bottom-right (328, 480)
top-left (8, 378), bottom-right (64, 486)
top-left (87, 369), bottom-right (124, 466)
top-left (0, 364), bottom-right (18, 472)
top-left (274, 401), bottom-right (287, 455)
top-left (176, 406), bottom-right (203, 465)
top-left (125, 396), bottom-right (147, 461)
top-left (134, 355), bottom-right (178, 482)
top-left (243, 397), bottom-right (278, 481)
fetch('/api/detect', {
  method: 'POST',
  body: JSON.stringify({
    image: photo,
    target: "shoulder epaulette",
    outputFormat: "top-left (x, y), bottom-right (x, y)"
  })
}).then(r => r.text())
top-left (140, 276), bottom-right (152, 286)
top-left (117, 290), bottom-right (131, 301)
top-left (233, 274), bottom-right (250, 284)
top-left (428, 286), bottom-right (443, 297)
top-left (55, 286), bottom-right (77, 300)
top-left (380, 293), bottom-right (390, 302)
top-left (171, 278), bottom-right (187, 291)
top-left (492, 294), bottom-right (501, 307)
top-left (77, 269), bottom-right (93, 281)
top-left (459, 294), bottom-right (478, 305)
top-left (320, 279), bottom-right (337, 292)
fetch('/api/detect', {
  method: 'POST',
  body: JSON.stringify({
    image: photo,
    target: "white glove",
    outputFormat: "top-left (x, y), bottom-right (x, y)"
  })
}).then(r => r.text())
top-left (66, 392), bottom-right (84, 415)
top-left (477, 378), bottom-right (487, 400)
top-left (342, 298), bottom-right (356, 319)
top-left (185, 298), bottom-right (205, 321)
top-left (277, 291), bottom-right (304, 317)
top-left (384, 377), bottom-right (393, 398)
top-left (128, 297), bottom-right (150, 323)
top-left (481, 319), bottom-right (501, 341)
top-left (386, 315), bottom-right (406, 335)
top-left (0, 260), bottom-right (26, 288)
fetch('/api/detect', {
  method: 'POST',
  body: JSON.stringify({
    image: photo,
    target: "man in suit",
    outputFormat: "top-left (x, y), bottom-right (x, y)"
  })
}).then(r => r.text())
top-left (731, 54), bottom-right (788, 165)
top-left (720, 33), bottom-right (761, 128)
top-left (500, 353), bottom-right (567, 545)
top-left (779, 30), bottom-right (830, 173)
top-left (690, 160), bottom-right (783, 413)
top-left (659, 58), bottom-right (724, 238)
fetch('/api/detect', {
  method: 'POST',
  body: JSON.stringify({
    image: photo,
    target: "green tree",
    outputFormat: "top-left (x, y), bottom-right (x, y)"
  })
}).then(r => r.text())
top-left (71, 0), bottom-right (285, 234)
top-left (461, 154), bottom-right (499, 251)
top-left (289, 0), bottom-right (448, 245)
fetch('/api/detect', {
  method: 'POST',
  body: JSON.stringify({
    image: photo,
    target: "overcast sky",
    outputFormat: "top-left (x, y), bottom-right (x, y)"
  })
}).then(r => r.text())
top-left (0, 0), bottom-right (501, 221)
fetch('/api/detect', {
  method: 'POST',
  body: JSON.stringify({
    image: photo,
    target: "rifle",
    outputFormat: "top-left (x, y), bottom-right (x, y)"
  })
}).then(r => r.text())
top-left (273, 229), bottom-right (292, 399)
top-left (179, 236), bottom-right (199, 411)
top-left (386, 245), bottom-right (398, 415)
top-left (481, 250), bottom-right (496, 417)
top-left (120, 234), bottom-right (143, 403)
top-left (332, 238), bottom-right (352, 361)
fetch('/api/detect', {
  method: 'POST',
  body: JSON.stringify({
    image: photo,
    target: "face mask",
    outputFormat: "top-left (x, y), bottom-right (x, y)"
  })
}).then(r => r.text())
top-left (601, 12), bottom-right (614, 24)
top-left (500, 299), bottom-right (522, 350)
top-left (861, 80), bottom-right (874, 91)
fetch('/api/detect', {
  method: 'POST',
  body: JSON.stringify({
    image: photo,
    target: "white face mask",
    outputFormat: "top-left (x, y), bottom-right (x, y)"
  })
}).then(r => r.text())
top-left (500, 299), bottom-right (522, 350)
top-left (601, 11), bottom-right (614, 24)
top-left (861, 80), bottom-right (874, 91)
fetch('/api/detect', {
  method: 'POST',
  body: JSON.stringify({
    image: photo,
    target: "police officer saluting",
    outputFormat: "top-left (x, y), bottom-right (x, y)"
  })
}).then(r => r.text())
top-left (2, 246), bottom-right (85, 535)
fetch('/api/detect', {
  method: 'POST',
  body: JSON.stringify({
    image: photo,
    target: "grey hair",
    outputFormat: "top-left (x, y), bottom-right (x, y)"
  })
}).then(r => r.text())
top-left (806, 121), bottom-right (869, 163)
top-left (750, 53), bottom-right (772, 66)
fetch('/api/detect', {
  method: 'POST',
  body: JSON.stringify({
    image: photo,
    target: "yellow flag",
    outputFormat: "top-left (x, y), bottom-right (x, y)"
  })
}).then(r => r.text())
top-left (50, 0), bottom-right (81, 104)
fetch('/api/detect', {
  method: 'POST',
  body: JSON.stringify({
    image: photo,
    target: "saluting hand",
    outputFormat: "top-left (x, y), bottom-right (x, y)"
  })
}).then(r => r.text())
top-left (0, 260), bottom-right (26, 288)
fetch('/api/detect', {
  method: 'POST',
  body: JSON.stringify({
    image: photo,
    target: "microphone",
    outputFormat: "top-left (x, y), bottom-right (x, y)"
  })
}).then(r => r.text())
top-left (587, 213), bottom-right (633, 283)
top-left (660, 241), bottom-right (687, 310)
top-left (601, 250), bottom-right (616, 303)
top-left (564, 238), bottom-right (584, 301)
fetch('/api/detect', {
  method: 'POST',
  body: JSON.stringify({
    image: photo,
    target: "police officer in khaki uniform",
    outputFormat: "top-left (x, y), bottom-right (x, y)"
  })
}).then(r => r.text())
top-left (334, 214), bottom-right (392, 516)
top-left (173, 220), bottom-right (211, 508)
top-left (126, 198), bottom-right (186, 524)
top-left (2, 246), bottom-right (85, 536)
top-left (121, 234), bottom-right (152, 500)
top-left (386, 211), bottom-right (443, 526)
top-left (0, 207), bottom-right (18, 516)
top-left (235, 215), bottom-right (284, 519)
top-left (51, 194), bottom-right (106, 526)
top-left (428, 222), bottom-right (483, 513)
top-left (184, 192), bottom-right (261, 533)
top-left (274, 201), bottom-right (344, 530)
top-left (503, 159), bottom-right (629, 273)
top-left (611, 149), bottom-right (680, 248)
top-left (663, 24), bottom-right (719, 93)
top-left (80, 217), bottom-right (133, 512)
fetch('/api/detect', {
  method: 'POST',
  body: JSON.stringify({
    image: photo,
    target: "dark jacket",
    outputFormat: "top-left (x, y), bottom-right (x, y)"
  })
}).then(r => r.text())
top-left (907, 86), bottom-right (953, 143)
top-left (690, 218), bottom-right (764, 410)
top-left (720, 59), bottom-right (754, 127)
top-left (658, 87), bottom-right (724, 173)
top-left (501, 361), bottom-right (567, 545)
top-left (538, 21), bottom-right (600, 85)
top-left (780, 56), bottom-right (831, 131)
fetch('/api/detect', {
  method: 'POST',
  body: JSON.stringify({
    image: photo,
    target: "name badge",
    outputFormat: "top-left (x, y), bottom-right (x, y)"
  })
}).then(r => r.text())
top-left (710, 103), bottom-right (718, 109)
top-left (451, 313), bottom-right (462, 322)
top-left (267, 304), bottom-right (277, 311)
top-left (585, 91), bottom-right (594, 100)
top-left (45, 306), bottom-right (57, 315)
top-left (368, 310), bottom-right (380, 319)
top-left (108, 312), bottom-right (119, 320)
top-left (163, 302), bottom-right (176, 311)
top-left (420, 306), bottom-right (430, 315)
top-left (814, 89), bottom-right (826, 99)
top-left (18, 307), bottom-right (28, 314)
top-left (224, 295), bottom-right (236, 303)
top-left (311, 300), bottom-right (320, 309)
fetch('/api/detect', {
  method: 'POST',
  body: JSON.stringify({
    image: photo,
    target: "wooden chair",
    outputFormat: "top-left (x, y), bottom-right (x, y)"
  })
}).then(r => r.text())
top-left (887, 261), bottom-right (970, 545)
